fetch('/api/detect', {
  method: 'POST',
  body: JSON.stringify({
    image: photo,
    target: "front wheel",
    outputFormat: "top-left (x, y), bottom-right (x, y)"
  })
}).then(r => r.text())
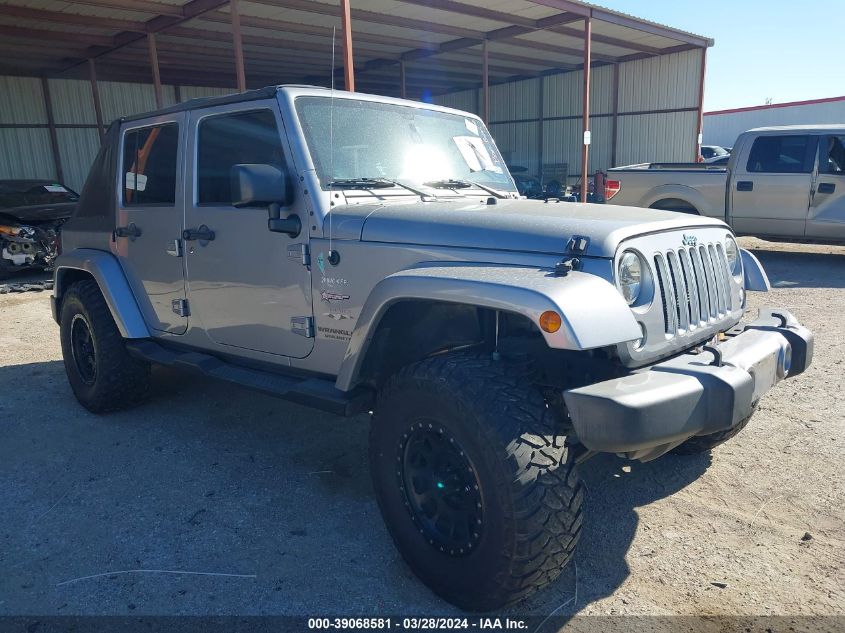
top-left (369, 353), bottom-right (583, 611)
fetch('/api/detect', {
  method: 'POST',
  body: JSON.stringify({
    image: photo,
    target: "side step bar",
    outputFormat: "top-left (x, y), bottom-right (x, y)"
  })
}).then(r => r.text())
top-left (126, 340), bottom-right (373, 417)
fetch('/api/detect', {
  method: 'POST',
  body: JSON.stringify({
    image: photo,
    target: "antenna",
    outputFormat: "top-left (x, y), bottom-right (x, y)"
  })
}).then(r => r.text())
top-left (328, 25), bottom-right (336, 257)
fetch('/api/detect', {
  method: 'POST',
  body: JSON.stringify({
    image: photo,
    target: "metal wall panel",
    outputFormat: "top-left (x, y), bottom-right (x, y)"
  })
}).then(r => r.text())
top-left (0, 129), bottom-right (55, 181)
top-left (543, 64), bottom-right (613, 118)
top-left (48, 78), bottom-right (97, 125)
top-left (704, 100), bottom-right (845, 147)
top-left (0, 76), bottom-right (46, 124)
top-left (57, 127), bottom-right (101, 192)
top-left (489, 120), bottom-right (540, 175)
top-left (616, 110), bottom-right (698, 166)
top-left (489, 77), bottom-right (540, 122)
top-left (178, 85), bottom-right (234, 101)
top-left (99, 81), bottom-right (177, 123)
top-left (618, 48), bottom-right (701, 112)
top-left (432, 88), bottom-right (479, 116)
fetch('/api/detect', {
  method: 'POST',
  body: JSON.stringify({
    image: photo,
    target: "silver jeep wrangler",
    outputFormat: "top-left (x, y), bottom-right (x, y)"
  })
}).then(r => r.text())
top-left (53, 85), bottom-right (813, 611)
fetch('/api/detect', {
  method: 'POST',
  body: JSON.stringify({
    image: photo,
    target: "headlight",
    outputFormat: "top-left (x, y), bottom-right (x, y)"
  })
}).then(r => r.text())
top-left (618, 250), bottom-right (644, 305)
top-left (725, 235), bottom-right (741, 276)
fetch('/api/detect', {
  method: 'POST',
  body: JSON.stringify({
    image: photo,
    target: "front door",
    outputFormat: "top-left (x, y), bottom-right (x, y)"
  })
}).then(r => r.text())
top-left (115, 115), bottom-right (188, 334)
top-left (183, 102), bottom-right (313, 358)
top-left (807, 134), bottom-right (845, 241)
top-left (729, 133), bottom-right (816, 238)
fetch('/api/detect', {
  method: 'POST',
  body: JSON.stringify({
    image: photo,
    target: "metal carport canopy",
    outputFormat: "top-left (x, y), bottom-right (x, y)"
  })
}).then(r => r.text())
top-left (0, 0), bottom-right (713, 198)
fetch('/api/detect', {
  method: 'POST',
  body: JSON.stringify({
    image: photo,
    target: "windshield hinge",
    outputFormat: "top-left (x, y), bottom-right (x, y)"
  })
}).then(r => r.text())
top-left (288, 243), bottom-right (310, 266)
top-left (291, 316), bottom-right (314, 338)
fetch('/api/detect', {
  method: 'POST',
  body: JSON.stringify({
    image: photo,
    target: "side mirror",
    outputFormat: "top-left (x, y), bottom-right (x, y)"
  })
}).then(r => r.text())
top-left (230, 163), bottom-right (289, 208)
top-left (230, 163), bottom-right (300, 237)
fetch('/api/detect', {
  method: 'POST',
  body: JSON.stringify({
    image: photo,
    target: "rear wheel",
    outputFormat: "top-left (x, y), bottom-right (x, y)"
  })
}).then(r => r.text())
top-left (649, 199), bottom-right (699, 215)
top-left (59, 280), bottom-right (150, 413)
top-left (370, 353), bottom-right (583, 611)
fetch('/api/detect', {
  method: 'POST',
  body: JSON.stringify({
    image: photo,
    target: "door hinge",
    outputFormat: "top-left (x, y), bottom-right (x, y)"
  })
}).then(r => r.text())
top-left (287, 243), bottom-right (310, 266)
top-left (171, 298), bottom-right (190, 317)
top-left (166, 239), bottom-right (183, 257)
top-left (291, 316), bottom-right (314, 338)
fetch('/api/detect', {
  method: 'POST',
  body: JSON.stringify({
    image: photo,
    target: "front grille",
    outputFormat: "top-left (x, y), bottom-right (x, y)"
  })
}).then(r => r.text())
top-left (653, 243), bottom-right (732, 336)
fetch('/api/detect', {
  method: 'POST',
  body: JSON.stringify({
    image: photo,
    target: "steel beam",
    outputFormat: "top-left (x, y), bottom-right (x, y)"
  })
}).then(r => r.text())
top-left (88, 59), bottom-right (105, 140)
top-left (148, 33), bottom-right (163, 108)
top-left (482, 40), bottom-right (489, 124)
top-left (340, 0), bottom-right (355, 92)
top-left (580, 15), bottom-right (591, 202)
top-left (230, 0), bottom-right (247, 91)
top-left (695, 47), bottom-right (707, 160)
top-left (40, 78), bottom-right (64, 184)
top-left (400, 61), bottom-right (407, 99)
top-left (610, 63), bottom-right (619, 168)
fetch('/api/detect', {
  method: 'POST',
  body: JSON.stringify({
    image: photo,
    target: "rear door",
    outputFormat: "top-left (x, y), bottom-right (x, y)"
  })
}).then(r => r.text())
top-left (115, 115), bottom-right (188, 334)
top-left (806, 134), bottom-right (845, 241)
top-left (729, 133), bottom-right (816, 238)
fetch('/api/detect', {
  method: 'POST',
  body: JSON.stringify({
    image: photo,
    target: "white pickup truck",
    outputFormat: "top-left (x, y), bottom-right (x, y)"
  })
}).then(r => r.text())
top-left (607, 125), bottom-right (845, 242)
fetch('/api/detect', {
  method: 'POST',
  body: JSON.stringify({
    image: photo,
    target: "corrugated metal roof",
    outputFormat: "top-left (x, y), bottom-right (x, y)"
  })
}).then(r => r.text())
top-left (0, 0), bottom-right (711, 98)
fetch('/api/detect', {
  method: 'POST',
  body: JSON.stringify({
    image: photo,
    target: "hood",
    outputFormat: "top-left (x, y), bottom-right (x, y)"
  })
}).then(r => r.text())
top-left (326, 198), bottom-right (728, 258)
top-left (0, 202), bottom-right (76, 224)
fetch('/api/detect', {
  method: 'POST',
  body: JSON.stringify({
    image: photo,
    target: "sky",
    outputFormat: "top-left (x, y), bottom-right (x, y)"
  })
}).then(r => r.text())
top-left (592, 0), bottom-right (845, 112)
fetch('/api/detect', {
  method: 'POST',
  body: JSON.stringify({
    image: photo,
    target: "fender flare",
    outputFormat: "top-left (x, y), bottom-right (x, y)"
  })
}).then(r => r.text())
top-left (642, 184), bottom-right (709, 215)
top-left (53, 248), bottom-right (150, 339)
top-left (335, 263), bottom-right (641, 391)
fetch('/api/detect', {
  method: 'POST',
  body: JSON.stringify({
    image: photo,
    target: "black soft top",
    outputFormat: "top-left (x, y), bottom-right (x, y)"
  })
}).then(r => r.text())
top-left (65, 85), bottom-right (326, 244)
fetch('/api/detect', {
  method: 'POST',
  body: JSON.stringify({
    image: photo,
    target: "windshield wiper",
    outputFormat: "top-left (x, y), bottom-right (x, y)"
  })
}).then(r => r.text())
top-left (329, 177), bottom-right (435, 199)
top-left (423, 179), bottom-right (508, 199)
top-left (328, 178), bottom-right (395, 189)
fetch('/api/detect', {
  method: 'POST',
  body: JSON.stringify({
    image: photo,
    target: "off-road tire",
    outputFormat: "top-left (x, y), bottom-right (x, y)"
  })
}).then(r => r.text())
top-left (59, 280), bottom-right (150, 413)
top-left (369, 353), bottom-right (583, 611)
top-left (670, 407), bottom-right (757, 455)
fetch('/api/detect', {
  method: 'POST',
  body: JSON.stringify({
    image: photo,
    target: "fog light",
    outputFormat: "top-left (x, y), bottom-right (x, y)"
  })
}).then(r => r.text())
top-left (539, 311), bottom-right (562, 333)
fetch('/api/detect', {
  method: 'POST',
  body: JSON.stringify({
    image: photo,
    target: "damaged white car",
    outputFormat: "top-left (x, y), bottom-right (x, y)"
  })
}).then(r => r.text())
top-left (0, 179), bottom-right (77, 279)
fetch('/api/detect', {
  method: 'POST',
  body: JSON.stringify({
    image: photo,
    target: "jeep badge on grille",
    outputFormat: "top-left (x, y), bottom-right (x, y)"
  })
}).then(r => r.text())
top-left (682, 234), bottom-right (698, 247)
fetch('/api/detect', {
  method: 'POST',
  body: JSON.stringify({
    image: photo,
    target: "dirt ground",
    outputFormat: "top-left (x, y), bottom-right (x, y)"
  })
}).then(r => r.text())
top-left (0, 237), bottom-right (843, 618)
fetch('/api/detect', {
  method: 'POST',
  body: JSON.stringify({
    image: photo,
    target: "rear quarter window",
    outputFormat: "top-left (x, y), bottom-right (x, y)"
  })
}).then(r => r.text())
top-left (122, 123), bottom-right (179, 206)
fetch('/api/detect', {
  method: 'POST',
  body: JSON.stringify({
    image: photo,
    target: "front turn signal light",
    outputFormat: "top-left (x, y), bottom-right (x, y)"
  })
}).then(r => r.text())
top-left (539, 311), bottom-right (562, 333)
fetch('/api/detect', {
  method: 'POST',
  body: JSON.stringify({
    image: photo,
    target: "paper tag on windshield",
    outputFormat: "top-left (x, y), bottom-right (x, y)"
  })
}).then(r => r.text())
top-left (464, 118), bottom-right (479, 135)
top-left (44, 184), bottom-right (68, 193)
top-left (125, 172), bottom-right (148, 192)
top-left (453, 136), bottom-right (502, 173)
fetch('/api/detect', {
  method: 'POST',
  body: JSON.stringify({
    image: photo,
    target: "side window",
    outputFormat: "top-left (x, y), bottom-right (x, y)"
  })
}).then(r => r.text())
top-left (122, 123), bottom-right (179, 205)
top-left (746, 135), bottom-right (813, 174)
top-left (822, 135), bottom-right (845, 174)
top-left (197, 110), bottom-right (286, 205)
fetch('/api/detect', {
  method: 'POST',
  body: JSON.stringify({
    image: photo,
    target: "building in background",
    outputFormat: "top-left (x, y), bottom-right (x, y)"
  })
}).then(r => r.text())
top-left (0, 0), bottom-right (712, 194)
top-left (704, 96), bottom-right (845, 149)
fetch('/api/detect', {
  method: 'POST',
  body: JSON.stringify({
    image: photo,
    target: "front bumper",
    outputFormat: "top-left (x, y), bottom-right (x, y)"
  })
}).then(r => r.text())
top-left (563, 308), bottom-right (813, 461)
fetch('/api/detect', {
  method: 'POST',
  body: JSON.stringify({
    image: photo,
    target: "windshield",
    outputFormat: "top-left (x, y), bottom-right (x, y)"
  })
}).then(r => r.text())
top-left (295, 96), bottom-right (516, 193)
top-left (0, 182), bottom-right (79, 209)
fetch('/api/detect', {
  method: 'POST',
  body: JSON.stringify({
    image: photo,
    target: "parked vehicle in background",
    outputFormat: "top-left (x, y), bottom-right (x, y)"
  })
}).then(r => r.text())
top-left (704, 154), bottom-right (731, 165)
top-left (608, 125), bottom-right (845, 242)
top-left (52, 87), bottom-right (812, 611)
top-left (700, 144), bottom-right (730, 160)
top-left (0, 179), bottom-right (77, 278)
top-left (509, 169), bottom-right (545, 199)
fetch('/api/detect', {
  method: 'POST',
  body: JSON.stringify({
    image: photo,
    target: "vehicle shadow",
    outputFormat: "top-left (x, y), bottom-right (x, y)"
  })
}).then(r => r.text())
top-left (0, 358), bottom-right (711, 617)
top-left (510, 451), bottom-right (712, 620)
top-left (748, 247), bottom-right (845, 289)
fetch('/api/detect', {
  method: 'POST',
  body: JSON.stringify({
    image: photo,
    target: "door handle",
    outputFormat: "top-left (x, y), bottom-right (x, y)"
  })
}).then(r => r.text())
top-left (818, 182), bottom-right (836, 194)
top-left (182, 225), bottom-right (215, 241)
top-left (114, 223), bottom-right (142, 239)
top-left (736, 181), bottom-right (754, 192)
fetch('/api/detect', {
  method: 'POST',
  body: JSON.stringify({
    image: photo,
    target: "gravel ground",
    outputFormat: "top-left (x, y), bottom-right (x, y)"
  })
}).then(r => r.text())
top-left (0, 237), bottom-right (843, 618)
